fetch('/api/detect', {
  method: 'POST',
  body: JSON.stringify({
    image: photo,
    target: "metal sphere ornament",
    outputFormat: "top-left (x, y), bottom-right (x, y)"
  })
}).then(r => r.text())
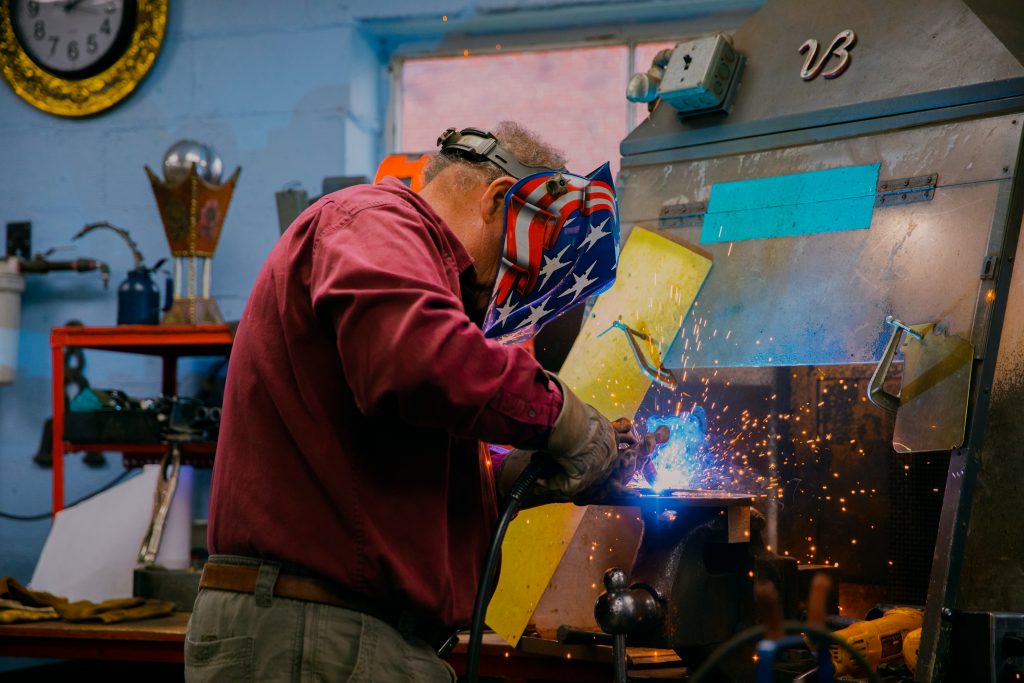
top-left (162, 139), bottom-right (223, 185)
top-left (146, 141), bottom-right (241, 325)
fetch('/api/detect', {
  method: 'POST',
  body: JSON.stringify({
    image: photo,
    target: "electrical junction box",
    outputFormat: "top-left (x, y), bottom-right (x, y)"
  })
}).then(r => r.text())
top-left (659, 34), bottom-right (742, 116)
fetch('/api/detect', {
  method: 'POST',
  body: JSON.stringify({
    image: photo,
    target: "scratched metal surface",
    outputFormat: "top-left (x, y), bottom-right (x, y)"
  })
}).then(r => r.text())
top-left (616, 113), bottom-right (1023, 369)
top-left (621, 0), bottom-right (1024, 157)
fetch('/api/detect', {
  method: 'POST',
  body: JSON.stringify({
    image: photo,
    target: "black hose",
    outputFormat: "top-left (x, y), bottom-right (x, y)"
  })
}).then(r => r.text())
top-left (466, 460), bottom-right (548, 683)
top-left (0, 469), bottom-right (137, 521)
top-left (688, 621), bottom-right (883, 683)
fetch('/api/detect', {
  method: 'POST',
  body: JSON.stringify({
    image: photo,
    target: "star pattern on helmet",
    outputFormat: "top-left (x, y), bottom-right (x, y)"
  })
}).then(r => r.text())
top-left (580, 216), bottom-right (611, 252)
top-left (520, 298), bottom-right (555, 328)
top-left (561, 261), bottom-right (597, 301)
top-left (495, 298), bottom-right (517, 326)
top-left (536, 244), bottom-right (572, 290)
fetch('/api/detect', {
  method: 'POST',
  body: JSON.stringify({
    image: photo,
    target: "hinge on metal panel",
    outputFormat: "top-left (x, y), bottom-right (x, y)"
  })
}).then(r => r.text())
top-left (658, 201), bottom-right (707, 229)
top-left (875, 173), bottom-right (938, 207)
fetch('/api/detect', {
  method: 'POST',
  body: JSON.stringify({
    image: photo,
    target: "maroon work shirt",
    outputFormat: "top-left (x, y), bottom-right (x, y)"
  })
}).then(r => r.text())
top-left (208, 178), bottom-right (563, 628)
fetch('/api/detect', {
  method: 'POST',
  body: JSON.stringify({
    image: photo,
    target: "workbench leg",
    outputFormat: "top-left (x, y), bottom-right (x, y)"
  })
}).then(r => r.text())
top-left (162, 355), bottom-right (177, 398)
top-left (51, 344), bottom-right (64, 514)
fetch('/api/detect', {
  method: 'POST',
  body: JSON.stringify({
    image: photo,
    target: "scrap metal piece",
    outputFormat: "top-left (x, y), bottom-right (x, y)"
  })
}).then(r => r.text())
top-left (137, 441), bottom-right (182, 565)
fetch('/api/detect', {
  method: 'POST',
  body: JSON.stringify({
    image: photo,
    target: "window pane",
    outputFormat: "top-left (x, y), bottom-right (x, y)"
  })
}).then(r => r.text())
top-left (400, 45), bottom-right (628, 177)
top-left (631, 41), bottom-right (678, 131)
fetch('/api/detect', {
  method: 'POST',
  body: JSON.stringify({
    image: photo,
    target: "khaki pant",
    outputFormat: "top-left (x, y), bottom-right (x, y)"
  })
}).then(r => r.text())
top-left (185, 569), bottom-right (457, 682)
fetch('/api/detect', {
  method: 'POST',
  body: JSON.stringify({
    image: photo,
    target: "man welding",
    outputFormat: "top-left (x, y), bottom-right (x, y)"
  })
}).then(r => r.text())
top-left (186, 122), bottom-right (657, 681)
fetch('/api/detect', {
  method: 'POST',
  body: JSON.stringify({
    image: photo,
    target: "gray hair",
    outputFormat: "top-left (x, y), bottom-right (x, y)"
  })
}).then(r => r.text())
top-left (422, 121), bottom-right (567, 189)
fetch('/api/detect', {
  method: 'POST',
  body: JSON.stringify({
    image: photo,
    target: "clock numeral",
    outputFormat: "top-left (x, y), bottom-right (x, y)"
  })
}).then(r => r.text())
top-left (104, 1), bottom-right (116, 13)
top-left (86, 34), bottom-right (98, 54)
top-left (27, 1), bottom-right (40, 18)
top-left (48, 35), bottom-right (59, 56)
top-left (100, 18), bottom-right (111, 35)
top-left (33, 19), bottom-right (45, 40)
top-left (67, 40), bottom-right (79, 62)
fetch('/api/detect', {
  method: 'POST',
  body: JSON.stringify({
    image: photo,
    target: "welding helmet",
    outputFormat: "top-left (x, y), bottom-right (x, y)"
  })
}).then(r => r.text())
top-left (437, 127), bottom-right (620, 344)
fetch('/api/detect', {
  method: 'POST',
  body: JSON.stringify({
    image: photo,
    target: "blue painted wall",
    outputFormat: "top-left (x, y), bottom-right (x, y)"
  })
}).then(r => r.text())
top-left (0, 0), bottom-right (395, 584)
top-left (0, 0), bottom-right (759, 585)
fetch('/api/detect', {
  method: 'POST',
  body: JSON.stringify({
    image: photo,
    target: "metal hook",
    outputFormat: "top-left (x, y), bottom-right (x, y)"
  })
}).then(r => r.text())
top-left (599, 321), bottom-right (678, 390)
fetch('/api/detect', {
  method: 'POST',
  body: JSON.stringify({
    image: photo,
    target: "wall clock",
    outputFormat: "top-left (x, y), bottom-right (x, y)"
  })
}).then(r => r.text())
top-left (0, 0), bottom-right (168, 117)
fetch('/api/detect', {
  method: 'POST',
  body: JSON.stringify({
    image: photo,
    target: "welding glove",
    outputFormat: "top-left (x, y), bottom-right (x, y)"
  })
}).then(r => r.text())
top-left (496, 374), bottom-right (616, 504)
top-left (498, 375), bottom-right (667, 505)
top-left (534, 373), bottom-right (620, 502)
top-left (571, 422), bottom-right (669, 505)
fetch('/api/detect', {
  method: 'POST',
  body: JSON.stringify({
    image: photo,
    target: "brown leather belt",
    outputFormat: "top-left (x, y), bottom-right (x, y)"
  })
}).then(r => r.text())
top-left (200, 562), bottom-right (379, 613)
top-left (199, 562), bottom-right (459, 656)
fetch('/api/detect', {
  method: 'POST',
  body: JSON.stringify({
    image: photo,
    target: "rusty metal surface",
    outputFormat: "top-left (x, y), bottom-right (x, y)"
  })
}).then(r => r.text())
top-left (617, 115), bottom-right (1023, 369)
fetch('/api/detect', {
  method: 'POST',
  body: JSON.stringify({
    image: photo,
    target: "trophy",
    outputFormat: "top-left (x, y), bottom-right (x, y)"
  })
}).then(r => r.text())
top-left (146, 140), bottom-right (241, 325)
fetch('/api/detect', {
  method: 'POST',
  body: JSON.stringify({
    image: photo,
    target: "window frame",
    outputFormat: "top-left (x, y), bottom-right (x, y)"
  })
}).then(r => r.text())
top-left (385, 17), bottom-right (744, 156)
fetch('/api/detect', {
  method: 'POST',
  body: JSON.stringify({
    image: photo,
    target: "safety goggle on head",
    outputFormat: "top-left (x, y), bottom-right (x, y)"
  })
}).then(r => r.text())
top-left (437, 127), bottom-right (620, 344)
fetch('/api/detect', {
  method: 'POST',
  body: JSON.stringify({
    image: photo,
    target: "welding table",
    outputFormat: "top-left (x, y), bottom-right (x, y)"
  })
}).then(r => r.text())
top-left (0, 614), bottom-right (683, 681)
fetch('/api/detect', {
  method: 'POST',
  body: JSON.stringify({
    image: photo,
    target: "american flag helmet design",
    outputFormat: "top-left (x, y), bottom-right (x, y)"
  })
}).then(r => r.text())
top-left (483, 162), bottom-right (620, 343)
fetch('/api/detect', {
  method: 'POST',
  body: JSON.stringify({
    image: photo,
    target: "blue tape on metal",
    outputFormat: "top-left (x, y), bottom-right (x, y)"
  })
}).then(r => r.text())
top-left (700, 163), bottom-right (880, 243)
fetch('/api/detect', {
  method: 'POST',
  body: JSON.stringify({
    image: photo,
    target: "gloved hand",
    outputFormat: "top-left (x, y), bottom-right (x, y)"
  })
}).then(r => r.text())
top-left (572, 420), bottom-right (669, 504)
top-left (496, 374), bottom-right (669, 505)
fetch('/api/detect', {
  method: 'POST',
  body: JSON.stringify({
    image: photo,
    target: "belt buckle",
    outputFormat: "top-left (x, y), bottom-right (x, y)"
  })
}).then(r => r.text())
top-left (436, 631), bottom-right (459, 658)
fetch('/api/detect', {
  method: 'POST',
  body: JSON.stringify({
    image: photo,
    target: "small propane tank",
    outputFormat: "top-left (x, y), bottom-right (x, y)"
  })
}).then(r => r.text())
top-left (0, 257), bottom-right (25, 385)
top-left (903, 626), bottom-right (923, 674)
top-left (829, 607), bottom-right (923, 675)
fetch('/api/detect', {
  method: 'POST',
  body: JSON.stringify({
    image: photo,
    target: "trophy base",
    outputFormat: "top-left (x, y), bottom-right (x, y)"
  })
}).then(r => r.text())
top-left (162, 298), bottom-right (225, 325)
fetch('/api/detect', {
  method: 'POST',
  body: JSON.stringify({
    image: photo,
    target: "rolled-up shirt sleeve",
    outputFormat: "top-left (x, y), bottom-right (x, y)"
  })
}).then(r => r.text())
top-left (309, 199), bottom-right (562, 448)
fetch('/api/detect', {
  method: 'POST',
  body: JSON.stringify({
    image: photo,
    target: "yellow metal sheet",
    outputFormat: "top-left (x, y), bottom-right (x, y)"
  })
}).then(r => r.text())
top-left (485, 227), bottom-right (712, 645)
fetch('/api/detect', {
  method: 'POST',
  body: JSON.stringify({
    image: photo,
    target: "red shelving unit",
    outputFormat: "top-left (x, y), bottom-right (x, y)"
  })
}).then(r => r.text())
top-left (49, 325), bottom-right (234, 515)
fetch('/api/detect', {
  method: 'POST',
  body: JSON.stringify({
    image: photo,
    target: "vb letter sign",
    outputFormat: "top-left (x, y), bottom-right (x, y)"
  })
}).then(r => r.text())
top-left (799, 29), bottom-right (856, 81)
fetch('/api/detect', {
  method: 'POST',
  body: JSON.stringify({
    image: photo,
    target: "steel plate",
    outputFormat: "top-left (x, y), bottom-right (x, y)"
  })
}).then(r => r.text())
top-left (605, 488), bottom-right (755, 508)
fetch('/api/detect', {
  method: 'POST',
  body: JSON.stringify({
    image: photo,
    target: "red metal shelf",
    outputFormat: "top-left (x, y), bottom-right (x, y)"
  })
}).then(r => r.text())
top-left (50, 324), bottom-right (234, 356)
top-left (50, 325), bottom-right (233, 514)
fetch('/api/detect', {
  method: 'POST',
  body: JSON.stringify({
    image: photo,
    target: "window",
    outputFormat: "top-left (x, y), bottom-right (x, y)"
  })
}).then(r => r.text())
top-left (395, 40), bottom-right (677, 177)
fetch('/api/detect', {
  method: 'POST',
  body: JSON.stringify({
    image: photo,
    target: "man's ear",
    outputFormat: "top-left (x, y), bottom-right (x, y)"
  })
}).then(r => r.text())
top-left (480, 176), bottom-right (516, 223)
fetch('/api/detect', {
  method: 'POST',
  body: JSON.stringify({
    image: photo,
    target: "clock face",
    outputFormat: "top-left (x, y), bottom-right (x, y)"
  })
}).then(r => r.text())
top-left (10, 0), bottom-right (137, 79)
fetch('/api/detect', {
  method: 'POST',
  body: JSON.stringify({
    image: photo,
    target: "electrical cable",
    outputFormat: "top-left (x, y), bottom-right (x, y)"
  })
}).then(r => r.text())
top-left (0, 469), bottom-right (137, 522)
top-left (688, 620), bottom-right (884, 683)
top-left (466, 458), bottom-right (552, 683)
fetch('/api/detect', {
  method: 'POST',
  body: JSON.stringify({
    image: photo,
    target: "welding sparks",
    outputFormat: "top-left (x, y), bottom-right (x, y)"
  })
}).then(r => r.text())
top-left (644, 407), bottom-right (708, 489)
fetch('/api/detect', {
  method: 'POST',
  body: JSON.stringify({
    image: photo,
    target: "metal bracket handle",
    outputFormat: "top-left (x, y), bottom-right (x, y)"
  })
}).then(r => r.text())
top-left (868, 315), bottom-right (923, 413)
top-left (138, 442), bottom-right (182, 564)
top-left (599, 321), bottom-right (678, 391)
